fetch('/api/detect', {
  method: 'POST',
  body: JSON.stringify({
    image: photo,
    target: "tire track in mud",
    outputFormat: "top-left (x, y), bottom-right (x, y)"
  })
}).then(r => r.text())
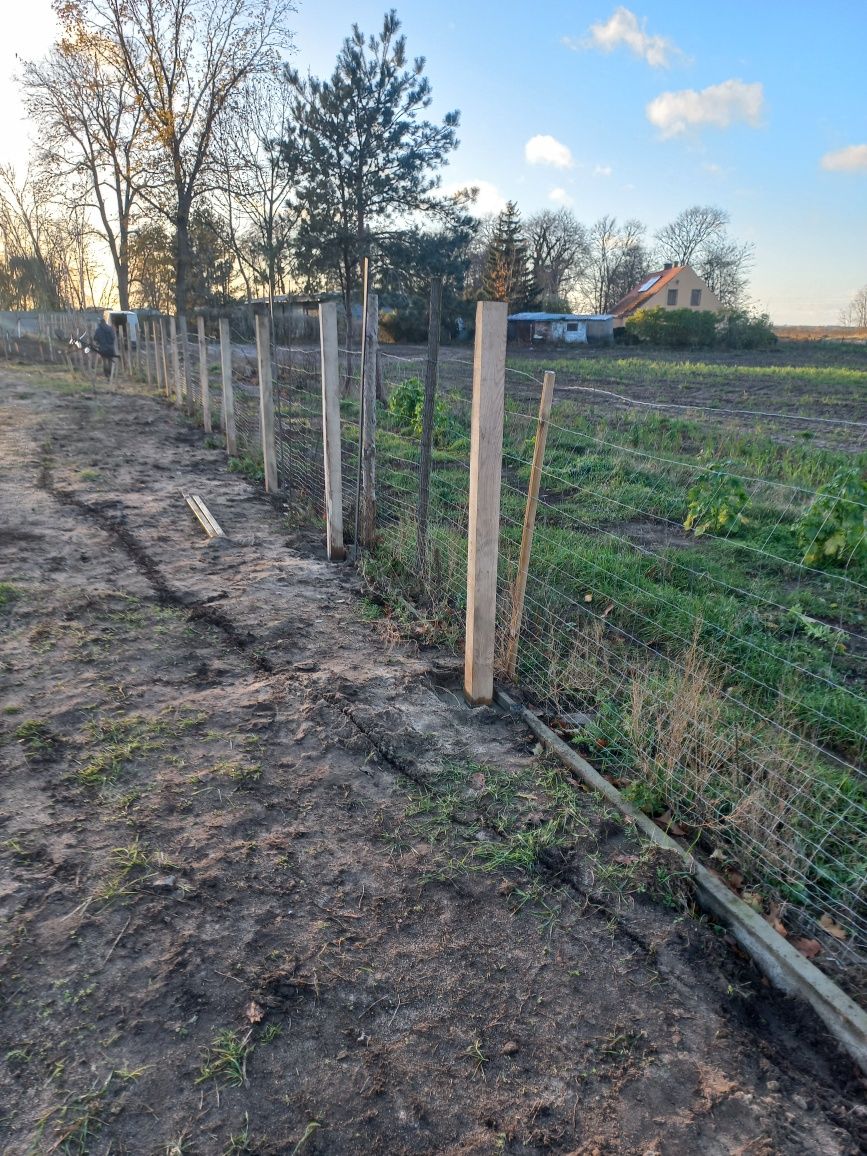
top-left (36, 443), bottom-right (274, 673)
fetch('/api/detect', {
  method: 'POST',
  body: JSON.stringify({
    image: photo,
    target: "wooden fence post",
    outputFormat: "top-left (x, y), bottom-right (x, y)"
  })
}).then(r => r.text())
top-left (143, 320), bottom-right (152, 389)
top-left (218, 317), bottom-right (238, 457)
top-left (464, 300), bottom-right (507, 706)
top-left (169, 315), bottom-right (182, 405)
top-left (360, 291), bottom-right (378, 547)
top-left (197, 316), bottom-right (211, 432)
top-left (177, 314), bottom-right (192, 410)
top-left (505, 369), bottom-right (555, 680)
top-left (319, 301), bottom-right (345, 561)
top-left (255, 311), bottom-right (279, 493)
top-left (416, 276), bottom-right (442, 572)
top-left (159, 317), bottom-right (171, 398)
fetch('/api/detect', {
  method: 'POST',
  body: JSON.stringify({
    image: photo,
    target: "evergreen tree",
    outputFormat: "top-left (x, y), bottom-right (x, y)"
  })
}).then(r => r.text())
top-left (480, 202), bottom-right (539, 311)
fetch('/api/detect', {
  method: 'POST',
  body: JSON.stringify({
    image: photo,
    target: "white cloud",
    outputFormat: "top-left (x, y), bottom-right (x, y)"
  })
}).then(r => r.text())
top-left (646, 79), bottom-right (764, 137)
top-left (821, 144), bottom-right (867, 172)
top-left (593, 164), bottom-right (613, 177)
top-left (548, 187), bottom-right (574, 205)
top-left (525, 134), bottom-right (574, 169)
top-left (579, 6), bottom-right (682, 68)
top-left (442, 179), bottom-right (507, 217)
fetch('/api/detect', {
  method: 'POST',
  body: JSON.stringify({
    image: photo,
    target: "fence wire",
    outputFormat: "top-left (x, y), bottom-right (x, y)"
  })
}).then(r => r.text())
top-left (495, 368), bottom-right (866, 979)
top-left (13, 307), bottom-right (864, 989)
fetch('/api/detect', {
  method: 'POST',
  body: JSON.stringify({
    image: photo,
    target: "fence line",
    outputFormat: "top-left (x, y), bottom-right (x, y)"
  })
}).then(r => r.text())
top-left (7, 302), bottom-right (865, 988)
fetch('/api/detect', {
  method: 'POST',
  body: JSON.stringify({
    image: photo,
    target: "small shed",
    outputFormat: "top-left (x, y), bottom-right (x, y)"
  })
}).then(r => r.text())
top-left (507, 312), bottom-right (614, 345)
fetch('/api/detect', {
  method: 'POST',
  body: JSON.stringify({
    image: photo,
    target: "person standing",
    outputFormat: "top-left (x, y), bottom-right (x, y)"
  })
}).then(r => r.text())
top-left (92, 315), bottom-right (117, 380)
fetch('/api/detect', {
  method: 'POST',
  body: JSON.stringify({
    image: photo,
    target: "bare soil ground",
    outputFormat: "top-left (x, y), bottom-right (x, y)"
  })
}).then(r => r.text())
top-left (1, 367), bottom-right (865, 1155)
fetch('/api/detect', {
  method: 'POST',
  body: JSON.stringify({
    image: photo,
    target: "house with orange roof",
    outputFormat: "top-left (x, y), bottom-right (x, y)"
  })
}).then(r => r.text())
top-left (610, 264), bottom-right (722, 328)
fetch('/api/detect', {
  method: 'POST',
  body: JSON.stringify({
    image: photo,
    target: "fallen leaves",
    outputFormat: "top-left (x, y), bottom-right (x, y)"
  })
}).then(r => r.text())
top-left (819, 913), bottom-right (848, 940)
top-left (244, 1000), bottom-right (265, 1024)
top-left (791, 938), bottom-right (822, 960)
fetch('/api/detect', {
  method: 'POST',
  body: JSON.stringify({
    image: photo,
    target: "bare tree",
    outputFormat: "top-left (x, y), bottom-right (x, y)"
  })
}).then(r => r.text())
top-left (654, 204), bottom-right (729, 266)
top-left (212, 80), bottom-right (301, 304)
top-left (840, 285), bottom-right (867, 328)
top-left (579, 215), bottom-right (648, 314)
top-left (21, 29), bottom-right (148, 309)
top-left (0, 164), bottom-right (73, 309)
top-left (525, 208), bottom-right (588, 309)
top-left (654, 205), bottom-right (753, 308)
top-left (60, 0), bottom-right (295, 313)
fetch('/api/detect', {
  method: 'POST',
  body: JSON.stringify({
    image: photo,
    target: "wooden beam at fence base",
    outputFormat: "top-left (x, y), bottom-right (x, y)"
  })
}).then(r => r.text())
top-left (255, 312), bottom-right (279, 494)
top-left (218, 317), bottom-right (238, 457)
top-left (197, 316), bottom-right (211, 433)
top-left (505, 369), bottom-right (555, 680)
top-left (464, 300), bottom-right (507, 706)
top-left (360, 290), bottom-right (378, 548)
top-left (417, 276), bottom-right (442, 573)
top-left (319, 301), bottom-right (346, 561)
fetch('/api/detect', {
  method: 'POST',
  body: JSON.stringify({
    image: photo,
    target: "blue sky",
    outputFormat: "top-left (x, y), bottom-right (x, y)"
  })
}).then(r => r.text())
top-left (4, 1), bottom-right (866, 322)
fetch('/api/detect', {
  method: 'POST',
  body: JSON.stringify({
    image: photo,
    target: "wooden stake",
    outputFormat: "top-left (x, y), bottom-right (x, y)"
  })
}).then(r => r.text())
top-left (319, 301), bottom-right (346, 561)
top-left (159, 317), bottom-right (171, 398)
top-left (143, 320), bottom-right (152, 389)
top-left (169, 315), bottom-right (182, 405)
top-left (464, 301), bottom-right (507, 706)
top-left (505, 370), bottom-right (555, 680)
top-left (218, 318), bottom-right (237, 457)
top-left (255, 311), bottom-right (279, 493)
top-left (197, 316), bottom-right (211, 432)
top-left (360, 290), bottom-right (378, 548)
top-left (417, 276), bottom-right (442, 572)
top-left (177, 314), bottom-right (192, 410)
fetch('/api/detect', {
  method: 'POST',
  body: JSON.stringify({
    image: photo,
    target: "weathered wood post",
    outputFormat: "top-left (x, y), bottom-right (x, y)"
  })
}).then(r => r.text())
top-left (505, 370), bottom-right (555, 680)
top-left (360, 291), bottom-right (378, 548)
top-left (319, 301), bottom-right (345, 561)
top-left (464, 301), bottom-right (507, 706)
top-left (416, 276), bottom-right (443, 573)
top-left (169, 315), bottom-right (182, 406)
top-left (255, 310), bottom-right (279, 493)
top-left (218, 317), bottom-right (238, 457)
top-left (197, 316), bottom-right (211, 432)
top-left (159, 317), bottom-right (171, 398)
top-left (177, 314), bottom-right (192, 411)
top-left (143, 320), bottom-right (152, 389)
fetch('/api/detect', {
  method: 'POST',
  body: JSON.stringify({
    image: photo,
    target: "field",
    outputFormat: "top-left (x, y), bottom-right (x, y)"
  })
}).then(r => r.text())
top-left (354, 339), bottom-right (867, 983)
top-left (5, 364), bottom-right (867, 1153)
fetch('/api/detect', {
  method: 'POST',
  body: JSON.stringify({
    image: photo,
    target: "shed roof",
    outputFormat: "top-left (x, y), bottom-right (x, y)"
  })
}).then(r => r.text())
top-left (508, 312), bottom-right (613, 322)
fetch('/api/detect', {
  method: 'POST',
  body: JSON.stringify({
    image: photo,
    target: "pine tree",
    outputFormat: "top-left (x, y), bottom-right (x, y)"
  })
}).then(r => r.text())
top-left (480, 202), bottom-right (539, 311)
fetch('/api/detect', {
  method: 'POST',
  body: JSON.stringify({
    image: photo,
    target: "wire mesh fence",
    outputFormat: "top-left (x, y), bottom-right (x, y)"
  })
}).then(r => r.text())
top-left (493, 369), bottom-right (867, 977)
top-left (9, 302), bottom-right (865, 985)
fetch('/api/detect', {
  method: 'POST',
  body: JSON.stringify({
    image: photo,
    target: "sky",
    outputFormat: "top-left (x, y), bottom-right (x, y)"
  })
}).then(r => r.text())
top-left (2, 0), bottom-right (866, 323)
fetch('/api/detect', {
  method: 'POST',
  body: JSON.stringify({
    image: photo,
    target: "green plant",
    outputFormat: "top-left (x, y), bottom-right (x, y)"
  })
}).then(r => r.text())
top-left (228, 454), bottom-right (265, 484)
top-left (14, 719), bottom-right (55, 755)
top-left (795, 467), bottom-right (866, 566)
top-left (0, 582), bottom-right (20, 610)
top-left (197, 1029), bottom-right (253, 1087)
top-left (386, 375), bottom-right (448, 443)
top-left (684, 463), bottom-right (749, 536)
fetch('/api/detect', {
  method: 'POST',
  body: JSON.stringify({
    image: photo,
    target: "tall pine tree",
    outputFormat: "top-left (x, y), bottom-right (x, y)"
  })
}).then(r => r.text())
top-left (480, 202), bottom-right (539, 311)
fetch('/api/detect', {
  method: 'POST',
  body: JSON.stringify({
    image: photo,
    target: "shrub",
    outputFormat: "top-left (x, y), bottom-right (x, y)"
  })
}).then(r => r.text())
top-left (795, 467), bottom-right (867, 567)
top-left (625, 306), bottom-right (778, 350)
top-left (387, 376), bottom-right (450, 444)
top-left (684, 463), bottom-right (750, 536)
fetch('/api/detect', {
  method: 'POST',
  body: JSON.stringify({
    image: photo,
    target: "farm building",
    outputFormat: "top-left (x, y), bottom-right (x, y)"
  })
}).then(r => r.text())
top-left (507, 312), bottom-right (614, 345)
top-left (610, 264), bottom-right (721, 327)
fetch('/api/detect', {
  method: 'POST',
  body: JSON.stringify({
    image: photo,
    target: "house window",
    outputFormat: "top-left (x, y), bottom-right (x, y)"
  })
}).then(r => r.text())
top-left (566, 322), bottom-right (578, 332)
top-left (690, 288), bottom-right (702, 307)
top-left (667, 288), bottom-right (678, 306)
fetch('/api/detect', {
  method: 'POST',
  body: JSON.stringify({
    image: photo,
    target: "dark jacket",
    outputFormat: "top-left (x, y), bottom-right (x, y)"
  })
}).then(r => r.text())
top-left (93, 319), bottom-right (116, 357)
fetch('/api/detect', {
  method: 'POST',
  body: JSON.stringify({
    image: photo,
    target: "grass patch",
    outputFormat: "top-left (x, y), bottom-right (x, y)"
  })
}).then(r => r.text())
top-left (197, 1029), bottom-right (254, 1088)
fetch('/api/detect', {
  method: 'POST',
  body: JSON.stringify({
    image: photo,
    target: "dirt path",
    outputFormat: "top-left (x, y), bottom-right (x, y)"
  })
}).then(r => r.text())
top-left (1, 368), bottom-right (864, 1155)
